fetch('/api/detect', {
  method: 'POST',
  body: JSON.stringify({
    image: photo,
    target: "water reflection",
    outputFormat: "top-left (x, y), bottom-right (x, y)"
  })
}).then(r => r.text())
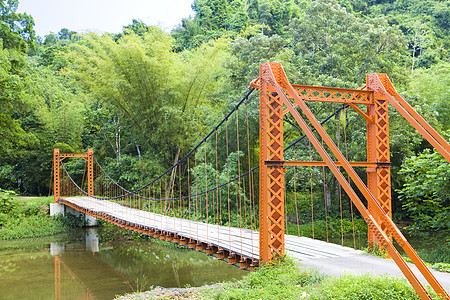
top-left (52, 229), bottom-right (136, 300)
top-left (0, 228), bottom-right (245, 300)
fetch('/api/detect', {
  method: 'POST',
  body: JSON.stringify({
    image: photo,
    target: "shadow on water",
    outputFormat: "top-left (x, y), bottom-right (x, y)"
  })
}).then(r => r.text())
top-left (0, 228), bottom-right (246, 300)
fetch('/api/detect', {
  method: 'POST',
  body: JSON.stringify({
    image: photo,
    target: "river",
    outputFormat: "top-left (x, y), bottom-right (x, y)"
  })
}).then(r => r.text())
top-left (0, 228), bottom-right (246, 300)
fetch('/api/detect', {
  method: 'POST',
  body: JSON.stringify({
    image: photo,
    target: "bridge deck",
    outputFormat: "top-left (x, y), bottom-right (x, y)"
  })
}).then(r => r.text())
top-left (59, 197), bottom-right (361, 263)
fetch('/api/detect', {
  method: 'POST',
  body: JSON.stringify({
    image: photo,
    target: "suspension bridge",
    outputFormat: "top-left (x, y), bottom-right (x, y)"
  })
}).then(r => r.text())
top-left (52, 63), bottom-right (450, 299)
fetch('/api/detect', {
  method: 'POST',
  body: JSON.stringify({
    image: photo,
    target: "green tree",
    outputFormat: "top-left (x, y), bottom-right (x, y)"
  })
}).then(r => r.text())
top-left (193, 0), bottom-right (231, 31)
top-left (338, 0), bottom-right (449, 69)
top-left (288, 0), bottom-right (406, 86)
top-left (64, 29), bottom-right (230, 167)
top-left (0, 0), bottom-right (35, 51)
top-left (58, 28), bottom-right (77, 41)
top-left (398, 144), bottom-right (450, 233)
top-left (0, 57), bottom-right (85, 194)
top-left (228, 33), bottom-right (290, 88)
top-left (0, 0), bottom-right (38, 159)
top-left (405, 61), bottom-right (450, 131)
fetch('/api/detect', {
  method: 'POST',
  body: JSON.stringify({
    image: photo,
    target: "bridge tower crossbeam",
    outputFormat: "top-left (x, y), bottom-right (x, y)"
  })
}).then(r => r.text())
top-left (53, 148), bottom-right (94, 202)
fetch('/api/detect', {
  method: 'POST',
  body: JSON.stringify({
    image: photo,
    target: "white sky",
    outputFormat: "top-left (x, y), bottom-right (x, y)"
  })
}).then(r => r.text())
top-left (17, 0), bottom-right (195, 37)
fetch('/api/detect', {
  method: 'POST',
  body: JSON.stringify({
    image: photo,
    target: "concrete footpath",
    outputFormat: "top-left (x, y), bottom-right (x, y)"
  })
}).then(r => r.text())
top-left (298, 253), bottom-right (450, 293)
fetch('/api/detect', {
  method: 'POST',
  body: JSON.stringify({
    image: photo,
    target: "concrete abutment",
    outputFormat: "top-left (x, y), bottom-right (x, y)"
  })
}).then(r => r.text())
top-left (50, 202), bottom-right (98, 227)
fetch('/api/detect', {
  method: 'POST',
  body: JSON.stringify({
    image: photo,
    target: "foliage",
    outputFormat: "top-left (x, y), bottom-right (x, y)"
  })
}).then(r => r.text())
top-left (201, 257), bottom-right (433, 299)
top-left (338, 0), bottom-right (449, 69)
top-left (306, 273), bottom-right (433, 300)
top-left (173, 0), bottom-right (301, 50)
top-left (64, 29), bottom-right (230, 167)
top-left (364, 243), bottom-right (388, 258)
top-left (0, 195), bottom-right (84, 240)
top-left (430, 263), bottom-right (450, 273)
top-left (0, 0), bottom-right (38, 160)
top-left (0, 213), bottom-right (78, 240)
top-left (417, 245), bottom-right (450, 265)
top-left (397, 145), bottom-right (450, 233)
top-left (227, 33), bottom-right (290, 87)
top-left (0, 0), bottom-right (35, 51)
top-left (288, 0), bottom-right (406, 86)
top-left (206, 258), bottom-right (324, 299)
top-left (0, 41), bottom-right (39, 159)
top-left (405, 61), bottom-right (450, 131)
top-left (0, 188), bottom-right (17, 214)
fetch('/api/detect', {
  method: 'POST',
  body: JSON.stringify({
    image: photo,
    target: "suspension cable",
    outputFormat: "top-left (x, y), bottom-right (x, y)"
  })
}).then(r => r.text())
top-left (62, 103), bottom-right (350, 203)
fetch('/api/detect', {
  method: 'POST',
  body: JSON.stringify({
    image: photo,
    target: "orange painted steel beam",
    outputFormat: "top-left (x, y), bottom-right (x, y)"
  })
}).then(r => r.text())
top-left (367, 73), bottom-right (450, 298)
top-left (271, 65), bottom-right (429, 299)
top-left (368, 73), bottom-right (450, 162)
top-left (379, 73), bottom-right (450, 155)
top-left (291, 84), bottom-right (373, 104)
top-left (348, 103), bottom-right (374, 124)
top-left (59, 153), bottom-right (89, 158)
top-left (259, 62), bottom-right (447, 299)
top-left (266, 161), bottom-right (382, 167)
top-left (259, 63), bottom-right (286, 264)
top-left (366, 78), bottom-right (392, 247)
top-left (53, 149), bottom-right (94, 202)
top-left (282, 86), bottom-right (374, 115)
top-left (53, 149), bottom-right (60, 203)
top-left (87, 149), bottom-right (94, 196)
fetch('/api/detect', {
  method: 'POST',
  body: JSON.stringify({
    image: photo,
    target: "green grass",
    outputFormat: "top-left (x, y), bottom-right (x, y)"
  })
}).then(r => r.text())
top-left (199, 258), bottom-right (438, 300)
top-left (0, 191), bottom-right (83, 240)
top-left (286, 218), bottom-right (368, 240)
top-left (0, 214), bottom-right (73, 240)
top-left (13, 195), bottom-right (54, 206)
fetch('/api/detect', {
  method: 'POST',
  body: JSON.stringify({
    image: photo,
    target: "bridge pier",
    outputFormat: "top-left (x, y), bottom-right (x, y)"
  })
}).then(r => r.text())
top-left (50, 203), bottom-right (98, 227)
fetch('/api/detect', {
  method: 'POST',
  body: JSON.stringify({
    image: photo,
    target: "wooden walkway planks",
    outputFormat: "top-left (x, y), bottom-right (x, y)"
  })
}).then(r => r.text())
top-left (59, 197), bottom-right (362, 263)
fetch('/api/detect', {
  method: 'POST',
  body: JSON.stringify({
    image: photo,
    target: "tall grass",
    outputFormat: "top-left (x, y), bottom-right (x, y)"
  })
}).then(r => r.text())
top-left (0, 192), bottom-right (83, 240)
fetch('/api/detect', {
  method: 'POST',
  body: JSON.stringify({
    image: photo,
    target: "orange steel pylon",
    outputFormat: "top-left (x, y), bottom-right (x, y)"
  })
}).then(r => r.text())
top-left (254, 62), bottom-right (449, 299)
top-left (366, 79), bottom-right (392, 246)
top-left (53, 148), bottom-right (94, 202)
top-left (257, 63), bottom-right (286, 263)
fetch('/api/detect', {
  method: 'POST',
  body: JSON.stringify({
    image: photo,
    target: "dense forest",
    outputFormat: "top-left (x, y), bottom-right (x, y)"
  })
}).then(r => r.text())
top-left (0, 0), bottom-right (448, 234)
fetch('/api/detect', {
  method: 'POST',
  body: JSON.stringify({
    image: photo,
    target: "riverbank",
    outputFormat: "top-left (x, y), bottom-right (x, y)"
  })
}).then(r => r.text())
top-left (0, 191), bottom-right (84, 239)
top-left (116, 284), bottom-right (223, 300)
top-left (116, 258), bottom-right (440, 300)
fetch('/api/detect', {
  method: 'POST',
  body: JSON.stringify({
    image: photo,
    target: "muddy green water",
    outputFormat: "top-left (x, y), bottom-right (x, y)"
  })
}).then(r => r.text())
top-left (0, 228), bottom-right (246, 300)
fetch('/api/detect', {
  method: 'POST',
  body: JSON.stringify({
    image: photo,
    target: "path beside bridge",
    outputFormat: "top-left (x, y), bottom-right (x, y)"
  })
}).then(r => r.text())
top-left (298, 252), bottom-right (450, 293)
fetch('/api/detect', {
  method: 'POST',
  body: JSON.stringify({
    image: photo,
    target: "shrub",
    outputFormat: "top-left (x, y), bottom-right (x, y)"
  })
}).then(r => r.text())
top-left (0, 189), bottom-right (17, 214)
top-left (207, 258), bottom-right (324, 300)
top-left (308, 273), bottom-right (431, 300)
top-left (397, 146), bottom-right (450, 233)
top-left (0, 211), bottom-right (84, 240)
top-left (201, 257), bottom-right (436, 300)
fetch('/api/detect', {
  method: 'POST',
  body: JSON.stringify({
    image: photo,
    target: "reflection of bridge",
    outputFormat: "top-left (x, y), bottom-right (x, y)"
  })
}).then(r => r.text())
top-left (52, 63), bottom-right (450, 299)
top-left (51, 230), bottom-right (136, 300)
